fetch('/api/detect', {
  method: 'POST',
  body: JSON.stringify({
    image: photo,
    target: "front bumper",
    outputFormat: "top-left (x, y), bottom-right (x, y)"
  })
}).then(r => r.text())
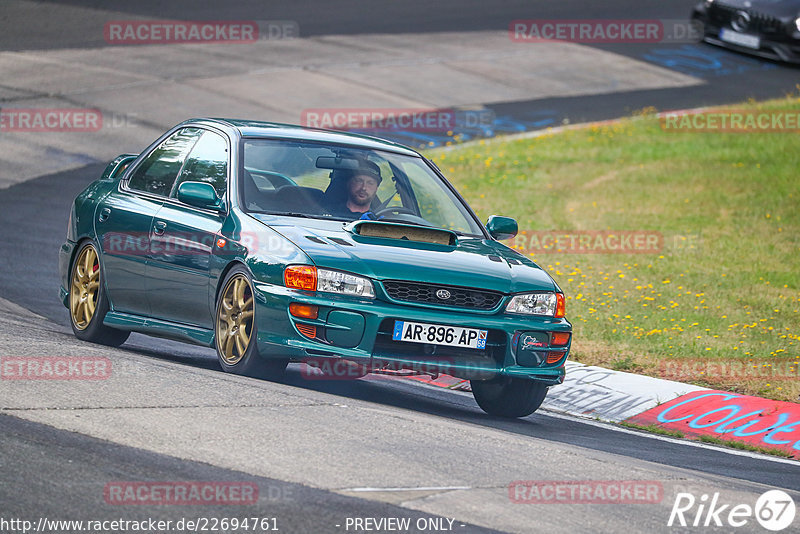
top-left (253, 281), bottom-right (571, 384)
top-left (692, 8), bottom-right (800, 64)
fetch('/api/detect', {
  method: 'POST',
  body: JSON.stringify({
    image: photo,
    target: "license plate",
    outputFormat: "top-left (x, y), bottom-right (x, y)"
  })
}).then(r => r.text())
top-left (392, 320), bottom-right (487, 349)
top-left (719, 28), bottom-right (760, 49)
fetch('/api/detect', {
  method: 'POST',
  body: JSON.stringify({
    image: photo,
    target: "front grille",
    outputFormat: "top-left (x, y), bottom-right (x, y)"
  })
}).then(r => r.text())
top-left (382, 280), bottom-right (503, 310)
top-left (710, 4), bottom-right (787, 35)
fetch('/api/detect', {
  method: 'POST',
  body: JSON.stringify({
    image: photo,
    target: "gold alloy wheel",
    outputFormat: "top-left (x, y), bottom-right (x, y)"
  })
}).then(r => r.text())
top-left (70, 245), bottom-right (100, 330)
top-left (216, 274), bottom-right (255, 365)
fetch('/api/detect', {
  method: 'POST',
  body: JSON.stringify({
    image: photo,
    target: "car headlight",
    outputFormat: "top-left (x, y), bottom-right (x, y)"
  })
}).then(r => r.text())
top-left (318, 269), bottom-right (375, 298)
top-left (795, 16), bottom-right (800, 32)
top-left (505, 292), bottom-right (565, 318)
top-left (284, 265), bottom-right (375, 298)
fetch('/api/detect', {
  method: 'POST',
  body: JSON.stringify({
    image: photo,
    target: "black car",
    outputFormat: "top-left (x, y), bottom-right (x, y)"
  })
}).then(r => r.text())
top-left (692, 0), bottom-right (800, 63)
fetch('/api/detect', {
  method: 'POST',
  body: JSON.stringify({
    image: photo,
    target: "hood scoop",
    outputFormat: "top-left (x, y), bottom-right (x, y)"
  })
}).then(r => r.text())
top-left (346, 220), bottom-right (457, 246)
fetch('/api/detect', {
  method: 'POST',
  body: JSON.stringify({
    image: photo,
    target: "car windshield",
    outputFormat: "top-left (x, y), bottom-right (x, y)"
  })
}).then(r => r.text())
top-left (240, 139), bottom-right (483, 235)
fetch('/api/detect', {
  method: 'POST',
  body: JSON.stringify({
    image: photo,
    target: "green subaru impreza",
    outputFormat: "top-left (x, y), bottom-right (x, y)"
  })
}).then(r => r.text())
top-left (59, 118), bottom-right (571, 417)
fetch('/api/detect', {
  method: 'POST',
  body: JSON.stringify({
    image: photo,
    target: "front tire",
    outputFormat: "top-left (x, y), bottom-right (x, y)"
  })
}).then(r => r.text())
top-left (69, 241), bottom-right (130, 347)
top-left (214, 266), bottom-right (288, 380)
top-left (470, 376), bottom-right (548, 418)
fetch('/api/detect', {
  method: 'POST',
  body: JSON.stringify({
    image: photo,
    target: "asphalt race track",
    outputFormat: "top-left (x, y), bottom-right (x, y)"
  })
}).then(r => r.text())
top-left (1, 2), bottom-right (800, 533)
top-left (2, 2), bottom-right (799, 134)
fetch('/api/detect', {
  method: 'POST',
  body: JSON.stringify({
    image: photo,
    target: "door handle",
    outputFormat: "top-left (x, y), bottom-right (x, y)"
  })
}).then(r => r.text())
top-left (153, 221), bottom-right (167, 235)
top-left (98, 208), bottom-right (111, 222)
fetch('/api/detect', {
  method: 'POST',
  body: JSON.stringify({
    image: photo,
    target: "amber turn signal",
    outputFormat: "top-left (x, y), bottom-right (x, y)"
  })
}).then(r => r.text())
top-left (555, 293), bottom-right (566, 318)
top-left (550, 332), bottom-right (571, 346)
top-left (284, 265), bottom-right (317, 291)
top-left (289, 303), bottom-right (319, 320)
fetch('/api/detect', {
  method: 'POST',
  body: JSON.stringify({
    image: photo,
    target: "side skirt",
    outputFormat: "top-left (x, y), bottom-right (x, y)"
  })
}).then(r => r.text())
top-left (104, 311), bottom-right (214, 347)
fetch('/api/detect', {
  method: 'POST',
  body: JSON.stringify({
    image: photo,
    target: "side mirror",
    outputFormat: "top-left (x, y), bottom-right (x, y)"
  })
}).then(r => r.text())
top-left (486, 215), bottom-right (518, 240)
top-left (177, 181), bottom-right (222, 210)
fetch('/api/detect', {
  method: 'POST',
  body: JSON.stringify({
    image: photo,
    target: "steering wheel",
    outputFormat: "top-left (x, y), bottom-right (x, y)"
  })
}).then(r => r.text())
top-left (374, 206), bottom-right (418, 218)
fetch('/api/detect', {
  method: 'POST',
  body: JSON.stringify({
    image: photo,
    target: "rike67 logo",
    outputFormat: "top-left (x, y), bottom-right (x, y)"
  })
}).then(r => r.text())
top-left (668, 490), bottom-right (796, 531)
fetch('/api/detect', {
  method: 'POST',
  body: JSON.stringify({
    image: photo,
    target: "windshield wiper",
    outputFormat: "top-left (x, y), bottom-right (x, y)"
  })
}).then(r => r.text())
top-left (369, 217), bottom-right (478, 237)
top-left (258, 212), bottom-right (353, 222)
top-left (260, 211), bottom-right (316, 219)
top-left (377, 217), bottom-right (430, 226)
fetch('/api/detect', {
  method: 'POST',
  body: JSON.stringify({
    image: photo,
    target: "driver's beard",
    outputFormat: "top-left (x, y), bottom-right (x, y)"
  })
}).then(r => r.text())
top-left (350, 197), bottom-right (371, 210)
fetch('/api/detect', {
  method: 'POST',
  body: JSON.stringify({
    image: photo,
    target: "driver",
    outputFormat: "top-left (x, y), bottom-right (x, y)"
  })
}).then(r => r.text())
top-left (337, 160), bottom-right (382, 218)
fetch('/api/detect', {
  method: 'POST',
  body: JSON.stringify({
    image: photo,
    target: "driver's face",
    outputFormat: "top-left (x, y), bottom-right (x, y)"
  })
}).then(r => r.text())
top-left (347, 174), bottom-right (379, 206)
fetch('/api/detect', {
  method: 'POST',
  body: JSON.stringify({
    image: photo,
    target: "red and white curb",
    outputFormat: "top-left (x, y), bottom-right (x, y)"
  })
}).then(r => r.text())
top-left (541, 361), bottom-right (707, 422)
top-left (404, 361), bottom-right (800, 459)
top-left (627, 390), bottom-right (800, 458)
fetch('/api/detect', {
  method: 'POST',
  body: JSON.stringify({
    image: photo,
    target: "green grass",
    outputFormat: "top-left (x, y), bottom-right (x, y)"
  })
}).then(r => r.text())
top-left (620, 423), bottom-right (795, 458)
top-left (619, 421), bottom-right (684, 439)
top-left (425, 95), bottom-right (800, 402)
top-left (610, 355), bottom-right (640, 372)
top-left (696, 435), bottom-right (794, 458)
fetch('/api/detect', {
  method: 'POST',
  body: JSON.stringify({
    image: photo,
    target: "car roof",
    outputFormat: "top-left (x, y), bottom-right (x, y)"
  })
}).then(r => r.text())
top-left (186, 118), bottom-right (421, 157)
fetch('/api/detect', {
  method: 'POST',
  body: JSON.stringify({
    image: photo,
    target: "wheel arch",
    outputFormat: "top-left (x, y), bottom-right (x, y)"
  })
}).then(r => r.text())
top-left (214, 259), bottom-right (252, 306)
top-left (69, 236), bottom-right (117, 311)
top-left (68, 236), bottom-right (97, 287)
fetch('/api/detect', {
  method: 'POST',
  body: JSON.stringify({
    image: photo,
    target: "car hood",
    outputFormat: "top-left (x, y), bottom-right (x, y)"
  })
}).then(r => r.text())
top-left (719, 0), bottom-right (800, 18)
top-left (250, 215), bottom-right (557, 294)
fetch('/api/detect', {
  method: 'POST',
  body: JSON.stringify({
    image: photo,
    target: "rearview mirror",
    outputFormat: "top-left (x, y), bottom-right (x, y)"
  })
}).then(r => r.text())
top-left (177, 181), bottom-right (222, 210)
top-left (316, 156), bottom-right (360, 170)
top-left (486, 215), bottom-right (518, 240)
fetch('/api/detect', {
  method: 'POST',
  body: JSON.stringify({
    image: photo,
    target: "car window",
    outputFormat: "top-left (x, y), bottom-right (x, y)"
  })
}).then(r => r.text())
top-left (400, 161), bottom-right (470, 232)
top-left (244, 142), bottom-right (331, 190)
top-left (241, 139), bottom-right (483, 235)
top-left (171, 130), bottom-right (229, 199)
top-left (127, 128), bottom-right (203, 196)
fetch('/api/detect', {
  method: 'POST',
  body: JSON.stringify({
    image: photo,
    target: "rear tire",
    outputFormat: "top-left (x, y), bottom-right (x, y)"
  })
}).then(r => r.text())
top-left (214, 266), bottom-right (288, 380)
top-left (69, 241), bottom-right (130, 347)
top-left (470, 376), bottom-right (548, 418)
